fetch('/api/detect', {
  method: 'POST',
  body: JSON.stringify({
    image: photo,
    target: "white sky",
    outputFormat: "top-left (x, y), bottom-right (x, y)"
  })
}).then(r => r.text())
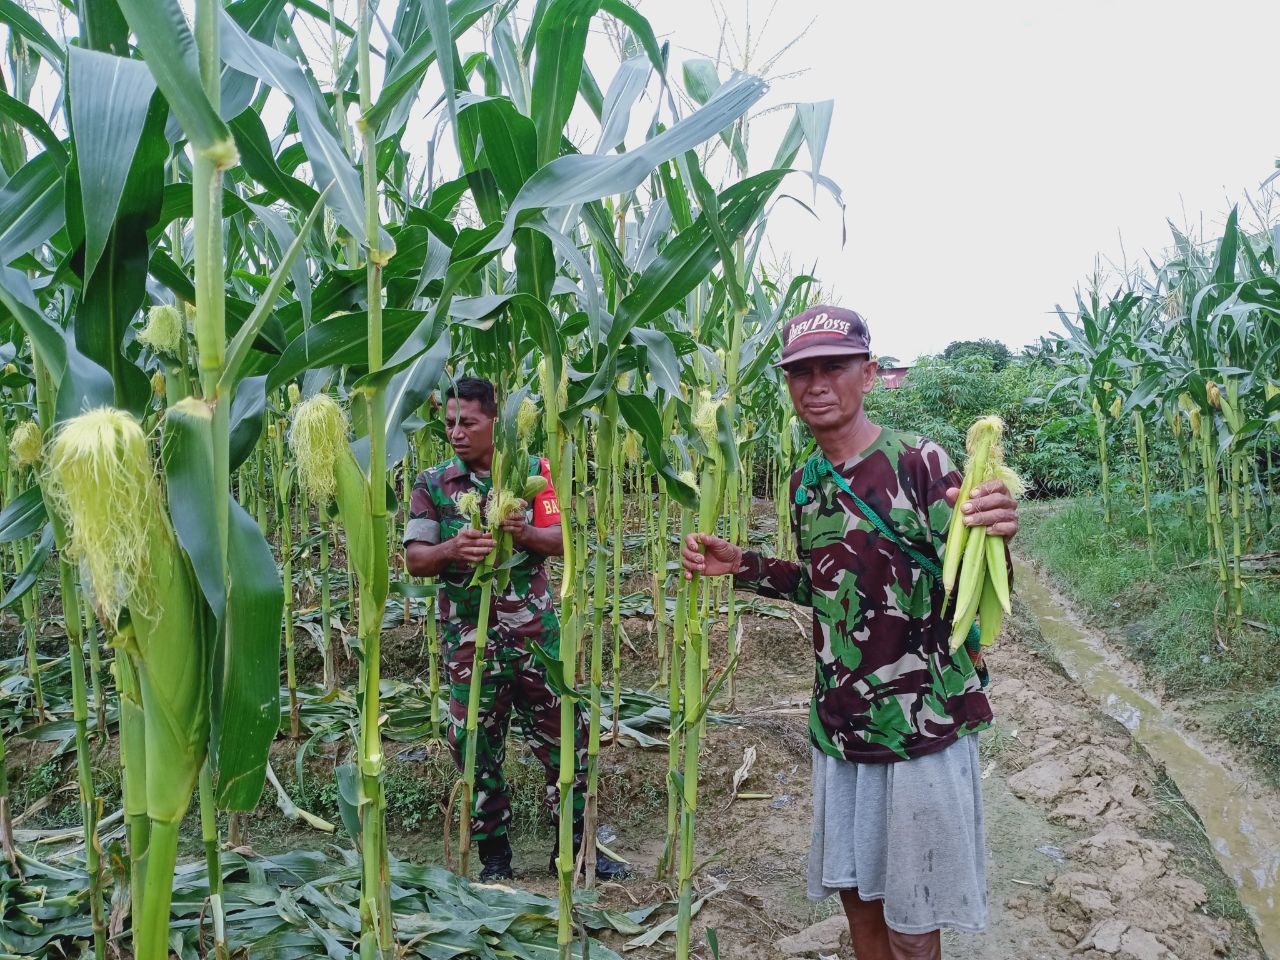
top-left (17, 0), bottom-right (1280, 363)
top-left (624, 0), bottom-right (1280, 362)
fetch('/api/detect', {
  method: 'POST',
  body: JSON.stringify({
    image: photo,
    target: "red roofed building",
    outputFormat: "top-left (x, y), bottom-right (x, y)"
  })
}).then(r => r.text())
top-left (877, 365), bottom-right (911, 389)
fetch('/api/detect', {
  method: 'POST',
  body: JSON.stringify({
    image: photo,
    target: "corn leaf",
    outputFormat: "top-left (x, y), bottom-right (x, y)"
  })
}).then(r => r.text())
top-left (365, 0), bottom-right (500, 134)
top-left (0, 267), bottom-right (65, 382)
top-left (0, 521), bottom-right (52, 610)
top-left (115, 0), bottom-right (230, 152)
top-left (269, 308), bottom-right (428, 390)
top-left (53, 328), bottom-right (116, 423)
top-left (66, 48), bottom-right (156, 279)
top-left (0, 486), bottom-right (47, 543)
top-left (0, 0), bottom-right (64, 74)
top-left (65, 79), bottom-right (168, 415)
top-left (531, 0), bottom-right (601, 165)
top-left (217, 499), bottom-right (284, 810)
top-left (0, 150), bottom-right (63, 264)
top-left (482, 72), bottom-right (767, 254)
top-left (682, 59), bottom-right (746, 171)
top-left (218, 10), bottom-right (387, 254)
top-left (617, 393), bottom-right (697, 508)
top-left (0, 91), bottom-right (65, 167)
top-left (598, 0), bottom-right (667, 84)
top-left (596, 56), bottom-right (651, 155)
top-left (229, 110), bottom-right (320, 212)
top-left (229, 375), bottom-right (269, 473)
top-left (611, 169), bottom-right (789, 352)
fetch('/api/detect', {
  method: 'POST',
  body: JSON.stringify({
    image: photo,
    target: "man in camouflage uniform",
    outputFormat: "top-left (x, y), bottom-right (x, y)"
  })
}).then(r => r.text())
top-left (404, 377), bottom-right (626, 883)
top-left (682, 307), bottom-right (1019, 960)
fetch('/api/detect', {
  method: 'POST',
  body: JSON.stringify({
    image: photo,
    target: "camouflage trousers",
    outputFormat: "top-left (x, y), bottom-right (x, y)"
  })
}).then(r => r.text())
top-left (444, 625), bottom-right (588, 842)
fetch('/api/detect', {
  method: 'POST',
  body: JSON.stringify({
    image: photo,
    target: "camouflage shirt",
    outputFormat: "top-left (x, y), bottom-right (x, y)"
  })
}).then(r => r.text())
top-left (735, 427), bottom-right (992, 763)
top-left (404, 455), bottom-right (561, 643)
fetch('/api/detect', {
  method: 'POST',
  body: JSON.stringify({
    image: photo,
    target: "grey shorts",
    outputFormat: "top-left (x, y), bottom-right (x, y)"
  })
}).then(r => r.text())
top-left (808, 735), bottom-right (988, 934)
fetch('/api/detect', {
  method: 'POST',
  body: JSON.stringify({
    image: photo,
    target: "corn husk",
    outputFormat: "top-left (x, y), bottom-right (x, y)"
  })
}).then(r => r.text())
top-left (10, 420), bottom-right (42, 468)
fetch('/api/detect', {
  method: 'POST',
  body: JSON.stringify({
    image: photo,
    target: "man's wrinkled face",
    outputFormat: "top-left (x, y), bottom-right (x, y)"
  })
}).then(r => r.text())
top-left (783, 354), bottom-right (877, 432)
top-left (444, 397), bottom-right (495, 463)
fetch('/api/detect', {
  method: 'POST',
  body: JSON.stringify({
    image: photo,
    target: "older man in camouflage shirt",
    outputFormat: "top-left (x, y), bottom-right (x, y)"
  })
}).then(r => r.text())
top-left (682, 307), bottom-right (1018, 960)
top-left (405, 377), bottom-right (626, 884)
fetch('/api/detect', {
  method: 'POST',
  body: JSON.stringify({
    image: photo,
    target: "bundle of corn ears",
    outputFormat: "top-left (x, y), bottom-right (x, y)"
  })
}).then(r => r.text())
top-left (942, 416), bottom-right (1024, 653)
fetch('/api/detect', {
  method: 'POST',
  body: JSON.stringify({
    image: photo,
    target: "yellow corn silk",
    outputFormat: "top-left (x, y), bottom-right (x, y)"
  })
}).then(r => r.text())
top-left (733, 428), bottom-right (992, 763)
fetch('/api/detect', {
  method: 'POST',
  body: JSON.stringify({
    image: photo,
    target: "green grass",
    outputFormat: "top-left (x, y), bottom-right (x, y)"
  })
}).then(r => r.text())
top-left (1219, 684), bottom-right (1280, 784)
top-left (1018, 496), bottom-right (1280, 697)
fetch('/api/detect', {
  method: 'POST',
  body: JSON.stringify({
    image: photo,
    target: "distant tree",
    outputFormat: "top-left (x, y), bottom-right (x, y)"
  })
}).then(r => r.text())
top-left (875, 355), bottom-right (901, 367)
top-left (943, 338), bottom-right (1012, 370)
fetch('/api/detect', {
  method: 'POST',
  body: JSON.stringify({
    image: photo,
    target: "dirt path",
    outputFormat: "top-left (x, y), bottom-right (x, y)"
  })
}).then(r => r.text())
top-left (4, 557), bottom-right (1265, 959)
top-left (551, 579), bottom-right (1267, 959)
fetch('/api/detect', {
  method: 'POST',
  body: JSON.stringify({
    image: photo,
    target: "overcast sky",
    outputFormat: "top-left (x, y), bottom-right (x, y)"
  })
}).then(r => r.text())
top-left (22, 0), bottom-right (1280, 363)
top-left (618, 0), bottom-right (1280, 362)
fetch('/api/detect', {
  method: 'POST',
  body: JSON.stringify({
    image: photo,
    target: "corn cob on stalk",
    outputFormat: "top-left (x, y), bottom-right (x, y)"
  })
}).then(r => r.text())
top-left (944, 416), bottom-right (1023, 653)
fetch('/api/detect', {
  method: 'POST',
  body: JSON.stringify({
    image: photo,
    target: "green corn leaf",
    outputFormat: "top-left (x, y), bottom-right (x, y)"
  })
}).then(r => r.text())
top-left (628, 327), bottom-right (681, 397)
top-left (617, 392), bottom-right (697, 508)
top-left (796, 100), bottom-right (834, 196)
top-left (425, 0), bottom-right (463, 147)
top-left (163, 398), bottom-right (227, 616)
top-left (0, 486), bottom-right (47, 543)
top-left (66, 82), bottom-right (168, 415)
top-left (459, 93), bottom-right (538, 202)
top-left (218, 10), bottom-right (382, 253)
top-left (366, 0), bottom-right (500, 134)
top-left (221, 185), bottom-right (329, 391)
top-left (0, 150), bottom-right (63, 264)
top-left (531, 0), bottom-right (601, 165)
top-left (216, 498), bottom-right (284, 810)
top-left (66, 47), bottom-right (156, 279)
top-left (483, 71), bottom-right (767, 254)
top-left (599, 0), bottom-right (667, 83)
top-left (611, 169), bottom-right (789, 352)
top-left (0, 92), bottom-right (66, 167)
top-left (375, 332), bottom-right (453, 470)
top-left (0, 267), bottom-right (66, 383)
top-left (682, 59), bottom-right (746, 171)
top-left (269, 308), bottom-right (428, 390)
top-left (229, 375), bottom-right (268, 472)
top-left (229, 109), bottom-right (320, 215)
top-left (115, 0), bottom-right (231, 153)
top-left (0, 0), bottom-right (65, 74)
top-left (54, 328), bottom-right (116, 423)
top-left (0, 522), bottom-right (52, 610)
top-left (596, 56), bottom-right (651, 155)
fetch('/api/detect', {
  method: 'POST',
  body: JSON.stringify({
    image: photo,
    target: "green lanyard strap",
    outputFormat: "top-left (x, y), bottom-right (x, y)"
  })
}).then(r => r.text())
top-left (795, 453), bottom-right (987, 676)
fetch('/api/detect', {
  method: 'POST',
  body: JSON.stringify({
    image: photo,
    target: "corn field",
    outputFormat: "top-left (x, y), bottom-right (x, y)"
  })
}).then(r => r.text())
top-left (1046, 207), bottom-right (1280, 630)
top-left (0, 2), bottom-right (838, 958)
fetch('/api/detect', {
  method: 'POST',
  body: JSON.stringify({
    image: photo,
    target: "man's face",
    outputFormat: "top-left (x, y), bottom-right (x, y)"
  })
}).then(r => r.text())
top-left (784, 354), bottom-right (878, 431)
top-left (444, 397), bottom-right (495, 462)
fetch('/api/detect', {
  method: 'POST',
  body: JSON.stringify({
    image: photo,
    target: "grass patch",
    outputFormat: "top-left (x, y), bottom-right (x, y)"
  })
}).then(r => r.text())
top-left (1219, 684), bottom-right (1280, 787)
top-left (1018, 496), bottom-right (1280, 699)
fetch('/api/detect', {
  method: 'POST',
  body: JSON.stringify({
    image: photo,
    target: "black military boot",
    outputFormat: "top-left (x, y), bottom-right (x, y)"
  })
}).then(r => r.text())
top-left (477, 834), bottom-right (514, 883)
top-left (547, 828), bottom-right (631, 881)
